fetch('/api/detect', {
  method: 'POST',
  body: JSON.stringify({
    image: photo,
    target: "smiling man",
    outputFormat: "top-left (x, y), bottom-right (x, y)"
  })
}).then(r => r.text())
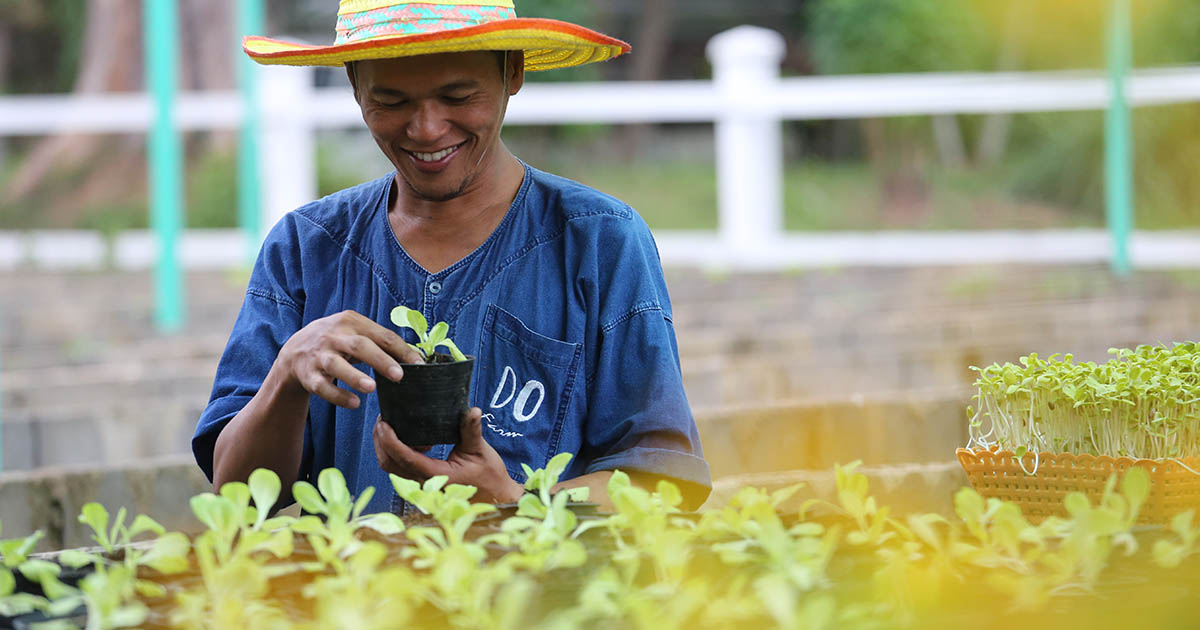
top-left (193, 0), bottom-right (711, 514)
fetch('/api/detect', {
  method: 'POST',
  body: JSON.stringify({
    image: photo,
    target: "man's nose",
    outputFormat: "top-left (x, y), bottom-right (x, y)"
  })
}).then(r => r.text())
top-left (407, 101), bottom-right (450, 144)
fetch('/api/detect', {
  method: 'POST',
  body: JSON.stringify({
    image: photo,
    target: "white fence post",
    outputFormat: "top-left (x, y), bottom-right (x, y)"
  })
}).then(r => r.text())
top-left (258, 65), bottom-right (318, 245)
top-left (707, 26), bottom-right (787, 268)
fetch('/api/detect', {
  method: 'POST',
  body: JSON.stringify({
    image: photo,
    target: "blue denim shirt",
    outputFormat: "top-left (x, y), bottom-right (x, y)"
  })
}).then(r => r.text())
top-left (193, 164), bottom-right (711, 513)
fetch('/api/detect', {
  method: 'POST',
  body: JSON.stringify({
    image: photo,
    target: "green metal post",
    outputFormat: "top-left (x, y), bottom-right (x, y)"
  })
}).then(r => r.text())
top-left (238, 0), bottom-right (265, 261)
top-left (0, 322), bottom-right (4, 472)
top-left (1105, 0), bottom-right (1134, 275)
top-left (144, 0), bottom-right (185, 332)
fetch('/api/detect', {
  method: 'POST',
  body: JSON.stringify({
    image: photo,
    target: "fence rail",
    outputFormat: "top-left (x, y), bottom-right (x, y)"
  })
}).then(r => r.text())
top-left (3, 27), bottom-right (1200, 270)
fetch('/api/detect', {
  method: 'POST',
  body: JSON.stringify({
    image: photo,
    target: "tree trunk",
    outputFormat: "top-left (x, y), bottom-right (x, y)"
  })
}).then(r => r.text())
top-left (932, 114), bottom-right (966, 170)
top-left (976, 1), bottom-right (1029, 166)
top-left (4, 0), bottom-right (238, 217)
top-left (619, 0), bottom-right (676, 155)
top-left (4, 0), bottom-right (144, 204)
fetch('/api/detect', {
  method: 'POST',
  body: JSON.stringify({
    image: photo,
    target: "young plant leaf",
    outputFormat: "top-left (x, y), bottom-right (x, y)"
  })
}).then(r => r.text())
top-left (79, 503), bottom-right (112, 551)
top-left (291, 482), bottom-right (327, 516)
top-left (249, 468), bottom-right (282, 530)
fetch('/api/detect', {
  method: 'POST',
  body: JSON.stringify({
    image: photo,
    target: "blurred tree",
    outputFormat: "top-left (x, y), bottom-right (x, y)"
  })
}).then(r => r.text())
top-left (3, 0), bottom-right (235, 227)
top-left (807, 0), bottom-right (990, 216)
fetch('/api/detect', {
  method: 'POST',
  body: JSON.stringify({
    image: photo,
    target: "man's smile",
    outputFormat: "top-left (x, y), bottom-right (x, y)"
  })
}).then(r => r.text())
top-left (406, 141), bottom-right (466, 165)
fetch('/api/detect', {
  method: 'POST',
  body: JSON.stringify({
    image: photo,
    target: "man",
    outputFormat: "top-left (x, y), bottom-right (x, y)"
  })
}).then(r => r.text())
top-left (194, 0), bottom-right (710, 514)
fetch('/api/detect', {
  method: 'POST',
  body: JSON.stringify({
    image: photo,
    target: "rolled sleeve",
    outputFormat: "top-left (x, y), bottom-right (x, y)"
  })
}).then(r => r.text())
top-left (583, 306), bottom-right (712, 509)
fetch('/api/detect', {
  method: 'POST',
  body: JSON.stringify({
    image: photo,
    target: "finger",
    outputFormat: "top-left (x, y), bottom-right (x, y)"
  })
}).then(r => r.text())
top-left (374, 419), bottom-right (449, 478)
top-left (316, 351), bottom-right (377, 394)
top-left (457, 407), bottom-right (485, 452)
top-left (363, 323), bottom-right (425, 366)
top-left (303, 375), bottom-right (361, 409)
top-left (333, 333), bottom-right (405, 384)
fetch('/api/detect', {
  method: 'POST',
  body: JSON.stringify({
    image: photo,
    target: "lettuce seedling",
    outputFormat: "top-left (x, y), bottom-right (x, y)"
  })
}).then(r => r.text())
top-left (390, 305), bottom-right (467, 362)
top-left (495, 453), bottom-right (592, 571)
top-left (290, 468), bottom-right (405, 573)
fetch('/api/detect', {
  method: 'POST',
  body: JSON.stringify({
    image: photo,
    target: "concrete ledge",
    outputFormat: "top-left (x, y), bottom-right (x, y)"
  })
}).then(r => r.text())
top-left (0, 455), bottom-right (211, 552)
top-left (694, 391), bottom-right (970, 478)
top-left (702, 461), bottom-right (969, 516)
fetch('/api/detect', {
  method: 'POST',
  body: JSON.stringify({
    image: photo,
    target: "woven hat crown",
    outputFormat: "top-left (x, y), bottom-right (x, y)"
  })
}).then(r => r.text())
top-left (335, 0), bottom-right (519, 45)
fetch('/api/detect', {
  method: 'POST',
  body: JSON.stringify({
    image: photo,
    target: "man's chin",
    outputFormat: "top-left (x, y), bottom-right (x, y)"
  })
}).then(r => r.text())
top-left (401, 176), bottom-right (473, 203)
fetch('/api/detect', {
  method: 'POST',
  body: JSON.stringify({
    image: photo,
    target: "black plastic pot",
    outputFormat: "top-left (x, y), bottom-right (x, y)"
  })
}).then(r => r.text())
top-left (377, 354), bottom-right (475, 446)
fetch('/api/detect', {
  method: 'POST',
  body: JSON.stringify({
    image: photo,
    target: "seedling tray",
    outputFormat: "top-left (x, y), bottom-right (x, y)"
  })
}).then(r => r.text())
top-left (956, 447), bottom-right (1200, 524)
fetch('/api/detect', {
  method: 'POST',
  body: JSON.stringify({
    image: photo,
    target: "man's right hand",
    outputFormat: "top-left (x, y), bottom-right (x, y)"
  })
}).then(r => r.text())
top-left (274, 310), bottom-right (424, 409)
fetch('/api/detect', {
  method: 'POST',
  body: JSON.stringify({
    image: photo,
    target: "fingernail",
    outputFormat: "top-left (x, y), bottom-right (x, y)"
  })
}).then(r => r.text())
top-left (349, 397), bottom-right (360, 409)
top-left (360, 378), bottom-right (374, 390)
top-left (389, 366), bottom-right (403, 380)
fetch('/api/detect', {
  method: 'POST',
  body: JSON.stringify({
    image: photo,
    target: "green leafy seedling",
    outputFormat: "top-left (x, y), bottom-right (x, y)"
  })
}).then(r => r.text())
top-left (390, 305), bottom-right (467, 362)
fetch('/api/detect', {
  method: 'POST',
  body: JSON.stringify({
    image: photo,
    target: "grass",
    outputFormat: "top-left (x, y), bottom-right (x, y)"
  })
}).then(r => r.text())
top-left (0, 139), bottom-right (1188, 233)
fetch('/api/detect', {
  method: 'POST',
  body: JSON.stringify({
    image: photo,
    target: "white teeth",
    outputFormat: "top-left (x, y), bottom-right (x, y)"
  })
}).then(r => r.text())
top-left (413, 146), bottom-right (456, 162)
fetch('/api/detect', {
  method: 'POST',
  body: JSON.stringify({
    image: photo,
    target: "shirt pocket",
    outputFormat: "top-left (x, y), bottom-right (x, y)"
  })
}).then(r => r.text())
top-left (473, 303), bottom-right (584, 480)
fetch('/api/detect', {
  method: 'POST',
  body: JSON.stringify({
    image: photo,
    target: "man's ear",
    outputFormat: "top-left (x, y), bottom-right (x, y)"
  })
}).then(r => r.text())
top-left (345, 61), bottom-right (360, 102)
top-left (506, 51), bottom-right (525, 96)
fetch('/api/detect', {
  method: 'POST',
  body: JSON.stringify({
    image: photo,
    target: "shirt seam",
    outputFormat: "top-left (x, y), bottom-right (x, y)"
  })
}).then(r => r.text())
top-left (245, 286), bottom-right (303, 314)
top-left (293, 191), bottom-right (407, 307)
top-left (585, 302), bottom-right (664, 390)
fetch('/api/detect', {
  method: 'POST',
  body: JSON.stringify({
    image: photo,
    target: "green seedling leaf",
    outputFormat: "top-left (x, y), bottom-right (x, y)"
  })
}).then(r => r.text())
top-left (189, 493), bottom-right (238, 541)
top-left (357, 513), bottom-right (406, 536)
top-left (544, 453), bottom-right (573, 488)
top-left (1170, 509), bottom-right (1195, 538)
top-left (57, 549), bottom-right (97, 571)
top-left (427, 321), bottom-right (449, 347)
top-left (564, 487), bottom-right (590, 503)
top-left (0, 531), bottom-right (43, 568)
top-left (140, 532), bottom-right (190, 575)
top-left (1121, 467), bottom-right (1150, 517)
top-left (656, 480), bottom-right (683, 508)
top-left (45, 594), bottom-right (84, 618)
top-left (127, 514), bottom-right (166, 540)
top-left (0, 592), bottom-right (44, 616)
top-left (79, 503), bottom-right (112, 551)
top-left (1064, 492), bottom-right (1091, 518)
top-left (218, 482), bottom-right (252, 526)
top-left (422, 476), bottom-right (448, 494)
top-left (317, 468), bottom-right (352, 510)
top-left (249, 468), bottom-right (283, 530)
top-left (390, 475), bottom-right (420, 499)
top-left (405, 309), bottom-right (429, 339)
top-left (291, 481), bottom-right (327, 515)
top-left (17, 559), bottom-right (60, 583)
top-left (353, 486), bottom-right (376, 521)
top-left (440, 338), bottom-right (468, 362)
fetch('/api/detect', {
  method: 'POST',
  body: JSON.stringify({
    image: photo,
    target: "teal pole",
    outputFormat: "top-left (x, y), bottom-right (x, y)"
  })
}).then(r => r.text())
top-left (237, 0), bottom-right (265, 261)
top-left (144, 0), bottom-right (185, 332)
top-left (1105, 0), bottom-right (1134, 275)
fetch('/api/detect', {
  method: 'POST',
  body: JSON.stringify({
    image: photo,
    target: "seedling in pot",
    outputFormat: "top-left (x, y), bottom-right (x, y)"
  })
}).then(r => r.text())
top-left (380, 305), bottom-right (476, 445)
top-left (390, 306), bottom-right (467, 363)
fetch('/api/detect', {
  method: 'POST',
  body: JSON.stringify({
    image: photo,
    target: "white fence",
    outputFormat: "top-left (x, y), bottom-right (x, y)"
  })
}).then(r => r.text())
top-left (5, 26), bottom-right (1200, 270)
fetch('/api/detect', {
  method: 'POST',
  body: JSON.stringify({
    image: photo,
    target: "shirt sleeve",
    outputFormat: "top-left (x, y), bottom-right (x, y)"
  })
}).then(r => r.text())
top-left (579, 216), bottom-right (711, 510)
top-left (191, 216), bottom-right (311, 483)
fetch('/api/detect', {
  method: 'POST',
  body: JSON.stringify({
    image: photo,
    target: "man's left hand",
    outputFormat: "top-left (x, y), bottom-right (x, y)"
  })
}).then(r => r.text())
top-left (373, 407), bottom-right (524, 504)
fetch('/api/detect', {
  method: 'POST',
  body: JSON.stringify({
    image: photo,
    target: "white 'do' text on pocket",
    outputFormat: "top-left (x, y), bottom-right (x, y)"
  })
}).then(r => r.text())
top-left (488, 365), bottom-right (546, 423)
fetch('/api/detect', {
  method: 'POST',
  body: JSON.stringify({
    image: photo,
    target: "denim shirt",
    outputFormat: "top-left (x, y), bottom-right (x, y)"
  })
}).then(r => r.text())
top-left (193, 164), bottom-right (711, 513)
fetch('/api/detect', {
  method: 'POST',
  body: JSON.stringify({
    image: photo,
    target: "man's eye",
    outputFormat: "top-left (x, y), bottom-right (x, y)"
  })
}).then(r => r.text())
top-left (443, 94), bottom-right (471, 104)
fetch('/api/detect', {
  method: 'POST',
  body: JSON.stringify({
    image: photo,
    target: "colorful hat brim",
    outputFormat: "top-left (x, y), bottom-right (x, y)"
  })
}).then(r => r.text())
top-left (244, 17), bottom-right (630, 71)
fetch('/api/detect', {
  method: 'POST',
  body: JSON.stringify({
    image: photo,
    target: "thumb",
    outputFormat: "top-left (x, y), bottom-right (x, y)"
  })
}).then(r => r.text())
top-left (458, 407), bottom-right (485, 450)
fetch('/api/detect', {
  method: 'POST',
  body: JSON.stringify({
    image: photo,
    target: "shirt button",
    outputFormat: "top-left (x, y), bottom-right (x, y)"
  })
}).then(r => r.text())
top-left (429, 281), bottom-right (442, 295)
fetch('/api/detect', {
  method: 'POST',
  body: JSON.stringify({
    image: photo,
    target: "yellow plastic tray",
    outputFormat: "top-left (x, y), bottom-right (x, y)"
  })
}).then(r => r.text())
top-left (956, 447), bottom-right (1200, 523)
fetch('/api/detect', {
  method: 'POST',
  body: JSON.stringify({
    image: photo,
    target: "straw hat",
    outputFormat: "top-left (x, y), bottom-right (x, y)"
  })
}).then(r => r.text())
top-left (243, 0), bottom-right (631, 71)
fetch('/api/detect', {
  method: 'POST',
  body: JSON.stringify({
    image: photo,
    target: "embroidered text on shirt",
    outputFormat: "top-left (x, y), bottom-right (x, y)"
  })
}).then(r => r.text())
top-left (488, 365), bottom-right (546, 422)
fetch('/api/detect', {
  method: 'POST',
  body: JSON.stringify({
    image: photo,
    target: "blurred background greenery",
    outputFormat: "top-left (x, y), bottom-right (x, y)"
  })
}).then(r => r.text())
top-left (1, 0), bottom-right (1199, 233)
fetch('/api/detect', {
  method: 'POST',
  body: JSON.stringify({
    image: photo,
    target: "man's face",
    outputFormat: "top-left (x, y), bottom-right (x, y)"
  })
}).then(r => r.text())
top-left (350, 51), bottom-right (522, 203)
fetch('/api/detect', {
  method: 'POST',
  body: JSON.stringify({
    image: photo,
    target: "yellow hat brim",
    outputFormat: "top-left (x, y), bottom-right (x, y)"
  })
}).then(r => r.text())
top-left (244, 18), bottom-right (630, 71)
